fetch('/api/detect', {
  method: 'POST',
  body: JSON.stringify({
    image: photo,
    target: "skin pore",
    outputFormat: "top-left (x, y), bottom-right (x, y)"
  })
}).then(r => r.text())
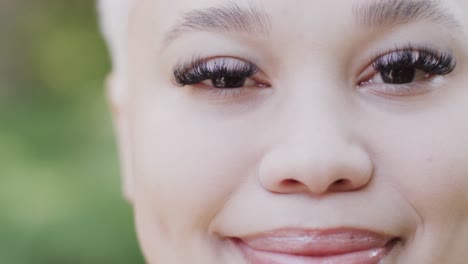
top-left (107, 0), bottom-right (468, 263)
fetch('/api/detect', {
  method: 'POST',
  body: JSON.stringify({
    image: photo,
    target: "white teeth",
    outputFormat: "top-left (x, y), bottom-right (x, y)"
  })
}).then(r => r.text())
top-left (370, 248), bottom-right (380, 257)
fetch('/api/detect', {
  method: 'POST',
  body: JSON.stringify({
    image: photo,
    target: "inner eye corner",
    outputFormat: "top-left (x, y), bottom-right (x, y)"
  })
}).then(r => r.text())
top-left (355, 67), bottom-right (376, 86)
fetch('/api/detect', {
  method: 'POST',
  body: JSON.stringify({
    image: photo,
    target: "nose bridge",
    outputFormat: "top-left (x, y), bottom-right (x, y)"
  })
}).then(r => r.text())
top-left (277, 75), bottom-right (351, 148)
top-left (258, 77), bottom-right (372, 195)
top-left (278, 97), bottom-right (353, 174)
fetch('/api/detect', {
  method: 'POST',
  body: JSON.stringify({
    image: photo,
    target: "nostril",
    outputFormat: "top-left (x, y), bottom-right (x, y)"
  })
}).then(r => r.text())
top-left (282, 179), bottom-right (301, 186)
top-left (329, 178), bottom-right (353, 191)
top-left (275, 179), bottom-right (309, 193)
top-left (334, 179), bottom-right (348, 185)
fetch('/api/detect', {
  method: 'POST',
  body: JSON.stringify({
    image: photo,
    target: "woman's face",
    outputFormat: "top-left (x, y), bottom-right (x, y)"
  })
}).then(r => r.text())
top-left (112, 0), bottom-right (468, 263)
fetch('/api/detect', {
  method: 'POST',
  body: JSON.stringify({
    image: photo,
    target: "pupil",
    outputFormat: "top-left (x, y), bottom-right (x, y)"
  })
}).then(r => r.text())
top-left (212, 76), bottom-right (246, 88)
top-left (381, 67), bottom-right (416, 84)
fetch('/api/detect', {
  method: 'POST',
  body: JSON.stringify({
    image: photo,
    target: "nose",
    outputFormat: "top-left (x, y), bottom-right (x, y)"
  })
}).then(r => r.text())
top-left (258, 99), bottom-right (373, 196)
top-left (258, 142), bottom-right (373, 195)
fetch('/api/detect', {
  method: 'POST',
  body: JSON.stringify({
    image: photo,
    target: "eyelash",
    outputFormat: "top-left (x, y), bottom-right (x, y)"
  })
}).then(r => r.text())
top-left (372, 48), bottom-right (455, 74)
top-left (357, 45), bottom-right (456, 95)
top-left (172, 46), bottom-right (456, 98)
top-left (173, 57), bottom-right (259, 87)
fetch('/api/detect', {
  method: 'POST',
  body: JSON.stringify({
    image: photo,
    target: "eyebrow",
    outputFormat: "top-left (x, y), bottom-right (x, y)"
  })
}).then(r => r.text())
top-left (161, 0), bottom-right (461, 49)
top-left (162, 2), bottom-right (272, 47)
top-left (353, 0), bottom-right (461, 29)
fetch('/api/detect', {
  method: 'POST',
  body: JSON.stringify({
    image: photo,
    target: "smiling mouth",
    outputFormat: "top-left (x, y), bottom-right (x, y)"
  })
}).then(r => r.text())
top-left (231, 228), bottom-right (401, 264)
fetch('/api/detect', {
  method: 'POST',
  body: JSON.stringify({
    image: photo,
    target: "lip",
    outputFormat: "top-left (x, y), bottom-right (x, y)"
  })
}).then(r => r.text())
top-left (232, 228), bottom-right (399, 264)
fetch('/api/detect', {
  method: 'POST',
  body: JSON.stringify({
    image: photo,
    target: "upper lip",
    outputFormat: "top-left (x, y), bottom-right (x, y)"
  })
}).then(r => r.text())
top-left (235, 227), bottom-right (397, 256)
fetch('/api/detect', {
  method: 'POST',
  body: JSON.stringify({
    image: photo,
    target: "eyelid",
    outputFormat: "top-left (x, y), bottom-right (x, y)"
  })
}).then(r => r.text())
top-left (373, 48), bottom-right (455, 74)
top-left (173, 56), bottom-right (260, 86)
top-left (174, 56), bottom-right (260, 75)
top-left (360, 77), bottom-right (444, 97)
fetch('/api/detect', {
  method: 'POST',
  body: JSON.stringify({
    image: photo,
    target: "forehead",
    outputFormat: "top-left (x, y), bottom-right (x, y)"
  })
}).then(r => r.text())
top-left (128, 0), bottom-right (468, 45)
top-left (125, 1), bottom-right (467, 57)
top-left (129, 0), bottom-right (468, 24)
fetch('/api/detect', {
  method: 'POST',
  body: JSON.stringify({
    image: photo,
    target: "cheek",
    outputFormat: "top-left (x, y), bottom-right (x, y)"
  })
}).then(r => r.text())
top-left (129, 93), bottom-right (262, 230)
top-left (373, 116), bottom-right (468, 260)
top-left (383, 135), bottom-right (468, 214)
top-left (370, 109), bottom-right (468, 222)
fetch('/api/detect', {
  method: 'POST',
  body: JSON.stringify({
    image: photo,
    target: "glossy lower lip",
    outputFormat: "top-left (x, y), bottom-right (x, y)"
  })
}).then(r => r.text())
top-left (233, 228), bottom-right (399, 264)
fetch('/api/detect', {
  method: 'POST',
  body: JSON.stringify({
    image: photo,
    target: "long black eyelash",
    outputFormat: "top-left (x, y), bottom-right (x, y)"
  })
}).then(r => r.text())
top-left (173, 57), bottom-right (259, 86)
top-left (372, 45), bottom-right (456, 75)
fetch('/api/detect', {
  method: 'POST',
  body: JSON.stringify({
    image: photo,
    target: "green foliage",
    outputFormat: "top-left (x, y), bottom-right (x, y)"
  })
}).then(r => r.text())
top-left (0, 1), bottom-right (144, 263)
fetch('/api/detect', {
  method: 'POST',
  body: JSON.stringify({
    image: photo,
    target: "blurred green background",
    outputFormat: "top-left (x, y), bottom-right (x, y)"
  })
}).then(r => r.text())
top-left (0, 1), bottom-right (144, 263)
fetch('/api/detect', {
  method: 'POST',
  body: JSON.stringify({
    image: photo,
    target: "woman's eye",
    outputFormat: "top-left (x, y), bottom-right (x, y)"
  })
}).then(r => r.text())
top-left (173, 57), bottom-right (269, 90)
top-left (201, 76), bottom-right (258, 89)
top-left (368, 67), bottom-right (429, 85)
top-left (358, 47), bottom-right (456, 96)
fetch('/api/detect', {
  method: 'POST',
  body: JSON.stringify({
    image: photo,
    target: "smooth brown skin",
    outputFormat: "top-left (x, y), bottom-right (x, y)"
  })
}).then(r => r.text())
top-left (105, 0), bottom-right (468, 263)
